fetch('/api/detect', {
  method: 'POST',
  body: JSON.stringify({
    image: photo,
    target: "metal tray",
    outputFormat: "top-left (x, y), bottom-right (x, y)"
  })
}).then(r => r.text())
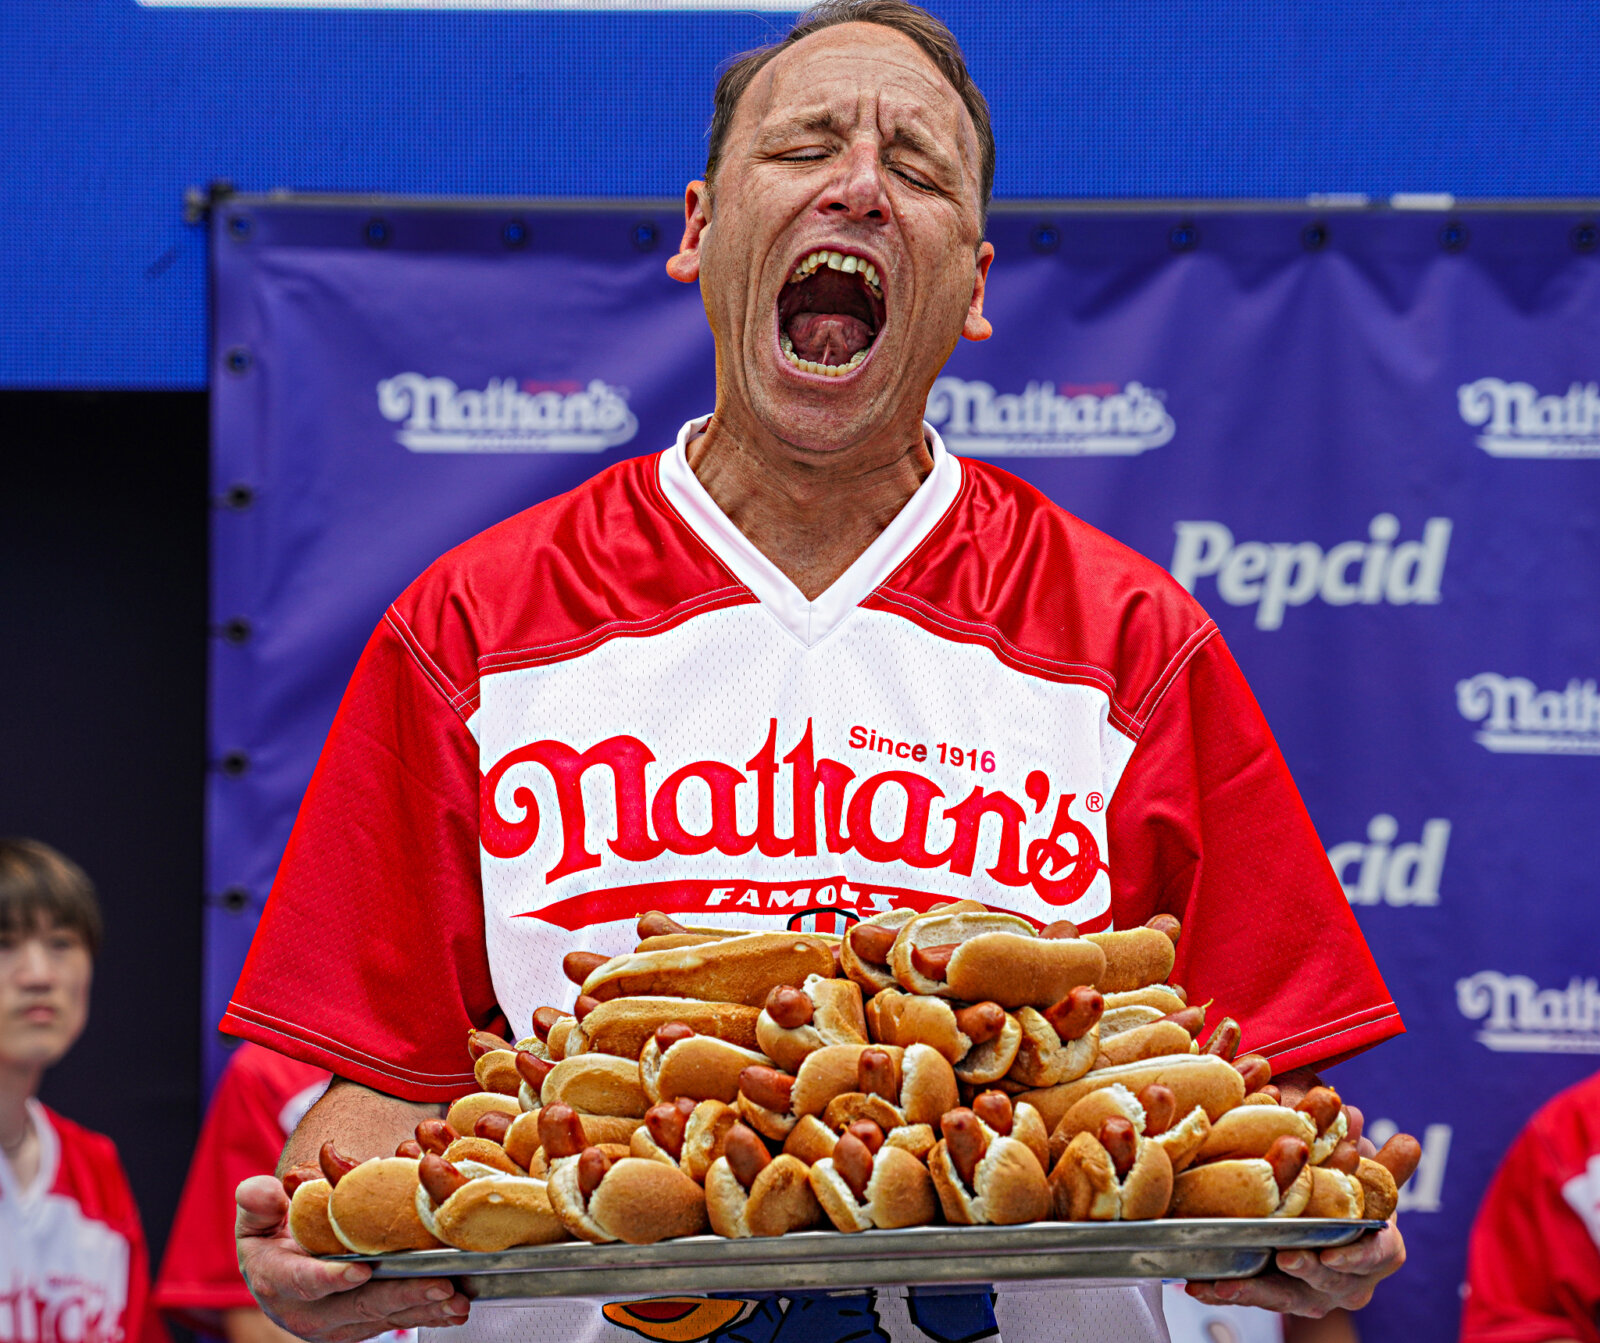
top-left (346, 1220), bottom-right (1385, 1300)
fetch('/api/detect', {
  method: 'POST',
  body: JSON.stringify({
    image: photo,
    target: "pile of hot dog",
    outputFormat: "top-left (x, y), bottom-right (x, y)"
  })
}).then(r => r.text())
top-left (282, 903), bottom-right (1423, 1257)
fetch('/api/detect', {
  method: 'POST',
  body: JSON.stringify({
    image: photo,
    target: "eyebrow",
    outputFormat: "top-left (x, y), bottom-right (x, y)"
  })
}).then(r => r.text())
top-left (759, 108), bottom-right (957, 169)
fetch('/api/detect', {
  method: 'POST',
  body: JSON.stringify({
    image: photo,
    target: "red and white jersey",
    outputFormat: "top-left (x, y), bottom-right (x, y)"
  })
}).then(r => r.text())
top-left (1461, 1069), bottom-right (1600, 1343)
top-left (0, 1102), bottom-right (169, 1343)
top-left (225, 418), bottom-right (1399, 1099)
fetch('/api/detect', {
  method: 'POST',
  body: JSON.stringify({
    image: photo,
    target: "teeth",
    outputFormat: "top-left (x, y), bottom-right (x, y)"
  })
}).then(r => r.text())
top-left (785, 250), bottom-right (884, 297)
top-left (840, 255), bottom-right (858, 273)
top-left (780, 341), bottom-right (870, 377)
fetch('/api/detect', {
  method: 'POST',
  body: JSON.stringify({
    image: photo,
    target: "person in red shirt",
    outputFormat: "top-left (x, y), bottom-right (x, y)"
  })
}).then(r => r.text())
top-left (0, 837), bottom-right (169, 1343)
top-left (1461, 1069), bottom-right (1600, 1343)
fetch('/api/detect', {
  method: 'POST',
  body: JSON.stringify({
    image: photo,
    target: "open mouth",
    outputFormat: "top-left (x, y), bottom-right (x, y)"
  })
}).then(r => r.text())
top-left (777, 249), bottom-right (886, 377)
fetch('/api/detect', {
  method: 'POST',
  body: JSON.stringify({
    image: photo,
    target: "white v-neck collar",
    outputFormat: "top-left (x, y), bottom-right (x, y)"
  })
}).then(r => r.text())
top-left (0, 1099), bottom-right (58, 1205)
top-left (658, 415), bottom-right (963, 648)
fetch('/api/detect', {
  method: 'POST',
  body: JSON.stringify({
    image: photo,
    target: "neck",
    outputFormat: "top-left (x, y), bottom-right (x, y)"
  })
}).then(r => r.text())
top-left (687, 409), bottom-right (934, 601)
top-left (0, 1060), bottom-right (42, 1149)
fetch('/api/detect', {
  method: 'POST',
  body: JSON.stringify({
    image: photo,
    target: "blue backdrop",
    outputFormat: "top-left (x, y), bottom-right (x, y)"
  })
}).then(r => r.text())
top-left (5, 0), bottom-right (1600, 388)
top-left (208, 198), bottom-right (1600, 1343)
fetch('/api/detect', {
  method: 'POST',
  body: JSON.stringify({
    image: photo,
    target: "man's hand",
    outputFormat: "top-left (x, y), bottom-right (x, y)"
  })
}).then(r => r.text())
top-left (235, 1174), bottom-right (470, 1343)
top-left (1186, 1218), bottom-right (1406, 1316)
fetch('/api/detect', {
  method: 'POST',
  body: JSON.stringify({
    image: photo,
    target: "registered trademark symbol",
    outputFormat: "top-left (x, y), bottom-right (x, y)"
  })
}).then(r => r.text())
top-left (1086, 792), bottom-right (1104, 812)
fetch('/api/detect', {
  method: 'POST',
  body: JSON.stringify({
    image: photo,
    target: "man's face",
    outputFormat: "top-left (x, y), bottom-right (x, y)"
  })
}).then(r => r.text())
top-left (683, 22), bottom-right (993, 454)
top-left (0, 917), bottom-right (91, 1072)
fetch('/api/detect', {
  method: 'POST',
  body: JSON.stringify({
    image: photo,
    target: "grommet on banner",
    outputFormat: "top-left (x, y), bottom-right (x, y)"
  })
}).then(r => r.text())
top-left (1302, 221), bottom-right (1329, 251)
top-left (219, 617), bottom-right (253, 644)
top-left (632, 221), bottom-right (658, 251)
top-left (1169, 222), bottom-right (1198, 252)
top-left (224, 346), bottom-right (252, 375)
top-left (1572, 222), bottom-right (1598, 253)
top-left (219, 750), bottom-right (251, 777)
top-left (364, 217), bottom-right (392, 247)
top-left (221, 483), bottom-right (255, 510)
top-left (227, 215), bottom-right (252, 242)
top-left (1439, 220), bottom-right (1468, 252)
top-left (1031, 224), bottom-right (1060, 252)
top-left (218, 886), bottom-right (250, 913)
top-left (503, 219), bottom-right (529, 248)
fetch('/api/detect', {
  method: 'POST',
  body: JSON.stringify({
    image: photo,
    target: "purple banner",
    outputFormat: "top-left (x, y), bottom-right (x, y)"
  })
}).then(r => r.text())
top-left (210, 200), bottom-right (1600, 1343)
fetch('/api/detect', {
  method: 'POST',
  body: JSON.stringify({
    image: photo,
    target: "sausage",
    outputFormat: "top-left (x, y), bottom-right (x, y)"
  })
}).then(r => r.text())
top-left (1295, 1086), bottom-right (1342, 1135)
top-left (475, 1111), bottom-right (514, 1145)
top-left (910, 943), bottom-right (959, 980)
top-left (833, 1131), bottom-right (876, 1200)
top-left (1043, 986), bottom-right (1104, 1041)
top-left (419, 1153), bottom-right (469, 1205)
top-left (467, 1029), bottom-right (512, 1060)
top-left (941, 1108), bottom-right (988, 1189)
top-left (395, 1139), bottom-right (424, 1159)
top-left (1325, 1139), bottom-right (1361, 1175)
top-left (1202, 1017), bottom-right (1241, 1062)
top-left (1264, 1135), bottom-right (1310, 1194)
top-left (531, 1006), bottom-right (564, 1042)
top-left (1234, 1053), bottom-right (1273, 1093)
top-left (538, 1103), bottom-right (589, 1159)
top-left (415, 1119), bottom-right (458, 1156)
top-left (577, 1147), bottom-right (612, 1200)
top-left (644, 1097), bottom-right (697, 1159)
top-left (765, 985), bottom-right (814, 1030)
top-left (317, 1141), bottom-right (360, 1187)
top-left (654, 1022), bottom-right (696, 1053)
top-left (1099, 1117), bottom-right (1137, 1178)
top-left (858, 1048), bottom-right (900, 1101)
top-left (846, 1120), bottom-right (885, 1154)
top-left (1374, 1133), bottom-right (1424, 1187)
top-left (1343, 1104), bottom-right (1365, 1147)
top-left (574, 994), bottom-right (602, 1021)
top-left (1146, 914), bottom-right (1182, 946)
top-left (953, 1001), bottom-right (1006, 1046)
top-left (637, 911), bottom-right (689, 938)
top-left (724, 1124), bottom-right (772, 1191)
top-left (281, 1164), bottom-right (322, 1197)
top-left (739, 1066), bottom-right (796, 1113)
top-left (972, 1090), bottom-right (1014, 1136)
top-left (831, 942), bottom-right (844, 976)
top-left (515, 1050), bottom-right (554, 1092)
top-left (1039, 919), bottom-right (1080, 940)
top-left (1170, 984), bottom-right (1189, 1005)
top-left (849, 923), bottom-right (898, 966)
top-left (1161, 1006), bottom-right (1207, 1038)
top-left (1258, 1084), bottom-right (1282, 1105)
top-left (1136, 1083), bottom-right (1177, 1137)
top-left (563, 950), bottom-right (609, 986)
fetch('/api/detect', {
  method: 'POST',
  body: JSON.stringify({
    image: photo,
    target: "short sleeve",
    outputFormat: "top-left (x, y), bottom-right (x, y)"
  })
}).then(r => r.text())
top-left (1461, 1116), bottom-right (1600, 1343)
top-left (220, 614), bottom-right (499, 1099)
top-left (1106, 633), bottom-right (1402, 1073)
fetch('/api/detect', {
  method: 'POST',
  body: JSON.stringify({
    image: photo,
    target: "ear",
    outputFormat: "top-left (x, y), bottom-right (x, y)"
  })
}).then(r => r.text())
top-left (666, 181), bottom-right (711, 283)
top-left (961, 241), bottom-right (995, 341)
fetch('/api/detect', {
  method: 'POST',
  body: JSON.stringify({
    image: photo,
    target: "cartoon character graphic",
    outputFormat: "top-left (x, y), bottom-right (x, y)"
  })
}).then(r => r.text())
top-left (601, 1289), bottom-right (999, 1343)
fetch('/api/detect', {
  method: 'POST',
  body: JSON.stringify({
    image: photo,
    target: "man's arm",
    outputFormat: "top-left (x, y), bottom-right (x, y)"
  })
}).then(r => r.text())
top-left (235, 1079), bottom-right (470, 1343)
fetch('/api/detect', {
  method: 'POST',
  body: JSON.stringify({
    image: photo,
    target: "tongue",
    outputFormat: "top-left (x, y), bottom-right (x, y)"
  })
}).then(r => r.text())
top-left (786, 311), bottom-right (873, 366)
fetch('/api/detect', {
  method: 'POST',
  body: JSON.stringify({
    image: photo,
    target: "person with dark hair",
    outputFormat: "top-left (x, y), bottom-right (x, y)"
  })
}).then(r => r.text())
top-left (228, 3), bottom-right (1406, 1340)
top-left (0, 837), bottom-right (170, 1343)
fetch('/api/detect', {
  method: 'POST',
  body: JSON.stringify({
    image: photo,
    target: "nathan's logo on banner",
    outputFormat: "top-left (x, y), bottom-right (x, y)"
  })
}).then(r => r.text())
top-left (1366, 1119), bottom-right (1451, 1213)
top-left (1456, 673), bottom-right (1600, 754)
top-left (376, 374), bottom-right (637, 453)
top-left (924, 377), bottom-right (1174, 456)
top-left (1458, 377), bottom-right (1600, 458)
top-left (1171, 515), bottom-right (1452, 630)
top-left (1327, 815), bottom-right (1449, 907)
top-left (1456, 971), bottom-right (1600, 1054)
top-left (482, 718), bottom-right (1107, 915)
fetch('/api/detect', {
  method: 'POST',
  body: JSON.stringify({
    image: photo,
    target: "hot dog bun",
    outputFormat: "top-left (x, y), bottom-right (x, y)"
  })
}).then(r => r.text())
top-left (756, 975), bottom-right (868, 1072)
top-left (929, 1133), bottom-right (1051, 1226)
top-left (1006, 1007), bottom-right (1099, 1088)
top-left (571, 998), bottom-right (760, 1059)
top-left (326, 1158), bottom-right (441, 1254)
top-left (286, 1177), bottom-right (343, 1256)
top-left (705, 1153), bottom-right (823, 1238)
top-left (1049, 1129), bottom-right (1173, 1222)
top-left (415, 1167), bottom-right (567, 1251)
top-left (1172, 1159), bottom-right (1313, 1218)
top-left (890, 910), bottom-right (1105, 1007)
top-left (1018, 1052), bottom-right (1246, 1133)
top-left (1191, 1105), bottom-right (1316, 1164)
top-left (546, 1153), bottom-right (708, 1244)
top-left (539, 1054), bottom-right (650, 1118)
top-left (1084, 926), bottom-right (1177, 994)
top-left (640, 1034), bottom-right (772, 1106)
top-left (581, 933), bottom-right (835, 1007)
top-left (809, 1143), bottom-right (938, 1232)
top-left (444, 1092), bottom-right (522, 1137)
top-left (1302, 1165), bottom-right (1365, 1219)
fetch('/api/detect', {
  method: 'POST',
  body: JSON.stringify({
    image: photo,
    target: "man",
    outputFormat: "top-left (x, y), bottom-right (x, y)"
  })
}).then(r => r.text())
top-left (228, 3), bottom-right (1407, 1339)
top-left (0, 837), bottom-right (169, 1343)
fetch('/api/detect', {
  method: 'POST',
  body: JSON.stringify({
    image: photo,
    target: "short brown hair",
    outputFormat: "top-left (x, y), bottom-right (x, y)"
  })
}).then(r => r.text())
top-left (0, 838), bottom-right (102, 957)
top-left (705, 0), bottom-right (994, 223)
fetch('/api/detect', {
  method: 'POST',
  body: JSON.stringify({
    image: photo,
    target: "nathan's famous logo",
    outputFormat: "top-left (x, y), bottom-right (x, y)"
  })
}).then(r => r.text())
top-left (924, 377), bottom-right (1174, 456)
top-left (376, 373), bottom-right (637, 453)
top-left (1457, 970), bottom-right (1600, 1054)
top-left (1171, 514), bottom-right (1451, 631)
top-left (481, 719), bottom-right (1104, 905)
top-left (1458, 377), bottom-right (1600, 458)
top-left (1456, 673), bottom-right (1600, 755)
top-left (1327, 814), bottom-right (1450, 907)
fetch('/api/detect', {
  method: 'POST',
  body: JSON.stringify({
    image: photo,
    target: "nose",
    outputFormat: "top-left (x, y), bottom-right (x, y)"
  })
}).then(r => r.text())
top-left (820, 140), bottom-right (889, 223)
top-left (15, 938), bottom-right (54, 983)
